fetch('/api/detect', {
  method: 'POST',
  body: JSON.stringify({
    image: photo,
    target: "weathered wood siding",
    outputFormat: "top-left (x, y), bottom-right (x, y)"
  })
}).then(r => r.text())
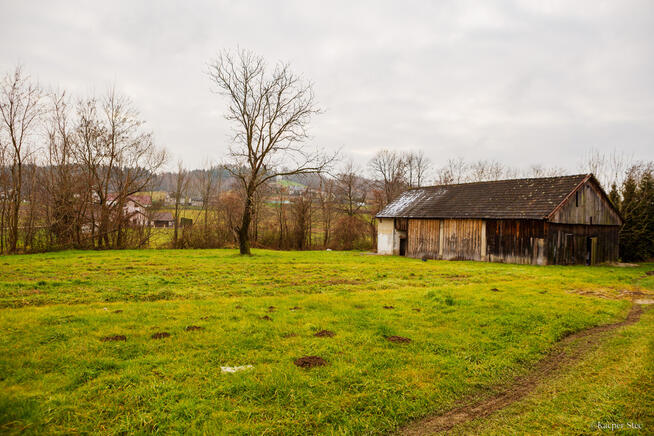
top-left (550, 180), bottom-right (621, 225)
top-left (406, 218), bottom-right (483, 260)
top-left (404, 217), bottom-right (620, 265)
top-left (407, 219), bottom-right (440, 258)
top-left (441, 219), bottom-right (484, 260)
top-left (485, 219), bottom-right (546, 265)
top-left (546, 223), bottom-right (619, 265)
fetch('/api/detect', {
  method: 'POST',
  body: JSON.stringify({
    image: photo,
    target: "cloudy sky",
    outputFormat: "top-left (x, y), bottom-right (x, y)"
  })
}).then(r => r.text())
top-left (1, 0), bottom-right (653, 172)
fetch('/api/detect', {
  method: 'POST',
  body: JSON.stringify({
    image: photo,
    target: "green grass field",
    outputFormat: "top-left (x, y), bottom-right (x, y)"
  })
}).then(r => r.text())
top-left (0, 250), bottom-right (652, 434)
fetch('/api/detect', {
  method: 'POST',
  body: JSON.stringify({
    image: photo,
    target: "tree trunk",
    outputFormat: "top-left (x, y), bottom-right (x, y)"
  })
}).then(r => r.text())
top-left (238, 193), bottom-right (252, 255)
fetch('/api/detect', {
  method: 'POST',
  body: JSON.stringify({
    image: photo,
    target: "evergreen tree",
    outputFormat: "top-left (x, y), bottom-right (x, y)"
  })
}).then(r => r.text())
top-left (619, 166), bottom-right (654, 261)
top-left (637, 172), bottom-right (654, 260)
top-left (608, 183), bottom-right (621, 209)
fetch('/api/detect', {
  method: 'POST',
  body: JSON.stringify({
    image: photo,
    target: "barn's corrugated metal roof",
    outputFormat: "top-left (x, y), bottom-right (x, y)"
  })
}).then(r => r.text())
top-left (376, 174), bottom-right (590, 219)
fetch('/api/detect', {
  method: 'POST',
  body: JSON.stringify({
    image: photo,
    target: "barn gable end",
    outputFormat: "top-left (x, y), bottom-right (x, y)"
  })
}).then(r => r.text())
top-left (548, 176), bottom-right (622, 226)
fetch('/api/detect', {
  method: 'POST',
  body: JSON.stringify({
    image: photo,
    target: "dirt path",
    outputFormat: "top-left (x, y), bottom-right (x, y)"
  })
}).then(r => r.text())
top-left (399, 304), bottom-right (644, 435)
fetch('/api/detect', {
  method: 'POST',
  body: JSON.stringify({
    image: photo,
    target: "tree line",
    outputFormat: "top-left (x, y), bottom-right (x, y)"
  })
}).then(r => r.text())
top-left (1, 52), bottom-right (652, 260)
top-left (0, 67), bottom-right (166, 253)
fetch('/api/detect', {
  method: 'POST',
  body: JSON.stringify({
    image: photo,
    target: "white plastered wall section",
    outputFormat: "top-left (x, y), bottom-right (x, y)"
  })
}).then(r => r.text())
top-left (377, 218), bottom-right (396, 255)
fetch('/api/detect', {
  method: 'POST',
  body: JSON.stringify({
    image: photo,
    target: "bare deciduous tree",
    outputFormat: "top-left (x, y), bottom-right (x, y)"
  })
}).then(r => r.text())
top-left (405, 150), bottom-right (431, 188)
top-left (290, 187), bottom-right (313, 250)
top-left (75, 89), bottom-right (166, 248)
top-left (0, 139), bottom-right (8, 252)
top-left (333, 160), bottom-right (369, 249)
top-left (198, 164), bottom-right (222, 243)
top-left (579, 148), bottom-right (633, 189)
top-left (526, 164), bottom-right (566, 178)
top-left (335, 160), bottom-right (368, 217)
top-left (44, 91), bottom-right (88, 248)
top-left (173, 161), bottom-right (189, 248)
top-left (0, 66), bottom-right (43, 252)
top-left (208, 48), bottom-right (332, 254)
top-left (316, 175), bottom-right (335, 247)
top-left (369, 149), bottom-right (406, 204)
top-left (435, 157), bottom-right (467, 185)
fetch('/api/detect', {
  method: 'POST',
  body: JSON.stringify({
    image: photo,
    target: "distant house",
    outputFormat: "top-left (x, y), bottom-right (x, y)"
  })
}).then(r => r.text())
top-left (376, 174), bottom-right (622, 265)
top-left (151, 212), bottom-right (174, 228)
top-left (106, 194), bottom-right (152, 226)
top-left (273, 179), bottom-right (307, 196)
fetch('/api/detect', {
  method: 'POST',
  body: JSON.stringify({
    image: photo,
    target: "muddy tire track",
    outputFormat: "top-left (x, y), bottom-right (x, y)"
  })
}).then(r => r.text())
top-left (399, 304), bottom-right (644, 435)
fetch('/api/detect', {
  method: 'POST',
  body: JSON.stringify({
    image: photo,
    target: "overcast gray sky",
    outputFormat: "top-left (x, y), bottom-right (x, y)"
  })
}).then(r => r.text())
top-left (1, 0), bottom-right (653, 173)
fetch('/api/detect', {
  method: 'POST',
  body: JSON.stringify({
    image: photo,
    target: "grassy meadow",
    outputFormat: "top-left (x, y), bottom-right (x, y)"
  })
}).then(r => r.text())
top-left (0, 250), bottom-right (652, 434)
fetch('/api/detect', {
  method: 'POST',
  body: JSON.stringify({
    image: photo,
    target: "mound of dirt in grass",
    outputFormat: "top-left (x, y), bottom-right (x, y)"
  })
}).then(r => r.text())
top-left (314, 330), bottom-right (335, 337)
top-left (261, 315), bottom-right (272, 321)
top-left (185, 326), bottom-right (204, 331)
top-left (101, 335), bottom-right (126, 342)
top-left (112, 309), bottom-right (123, 313)
top-left (151, 332), bottom-right (170, 339)
top-left (490, 288), bottom-right (500, 292)
top-left (383, 305), bottom-right (395, 309)
top-left (386, 335), bottom-right (411, 343)
top-left (267, 306), bottom-right (276, 312)
top-left (645, 271), bottom-right (654, 276)
top-left (290, 306), bottom-right (301, 311)
top-left (293, 356), bottom-right (327, 368)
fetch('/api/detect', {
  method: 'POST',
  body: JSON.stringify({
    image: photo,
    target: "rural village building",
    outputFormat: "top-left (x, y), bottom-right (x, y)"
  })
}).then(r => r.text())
top-left (376, 174), bottom-right (622, 265)
top-left (151, 211), bottom-right (175, 228)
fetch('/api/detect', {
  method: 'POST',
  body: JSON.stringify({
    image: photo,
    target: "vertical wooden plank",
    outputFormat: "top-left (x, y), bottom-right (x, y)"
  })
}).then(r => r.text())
top-left (481, 220), bottom-right (486, 260)
top-left (439, 220), bottom-right (444, 257)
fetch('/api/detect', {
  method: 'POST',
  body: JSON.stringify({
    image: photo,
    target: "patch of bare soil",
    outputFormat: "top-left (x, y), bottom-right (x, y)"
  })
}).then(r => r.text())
top-left (101, 335), bottom-right (126, 342)
top-left (490, 288), bottom-right (500, 292)
top-left (261, 315), bottom-right (272, 321)
top-left (112, 309), bottom-right (123, 313)
top-left (185, 325), bottom-right (204, 331)
top-left (290, 306), bottom-right (301, 311)
top-left (151, 332), bottom-right (170, 339)
top-left (314, 330), bottom-right (335, 337)
top-left (323, 279), bottom-right (363, 286)
top-left (645, 271), bottom-right (654, 276)
top-left (383, 305), bottom-right (395, 309)
top-left (267, 306), bottom-right (276, 312)
top-left (412, 308), bottom-right (421, 312)
top-left (293, 355), bottom-right (327, 368)
top-left (386, 335), bottom-right (411, 343)
top-left (571, 288), bottom-right (652, 300)
top-left (399, 304), bottom-right (644, 435)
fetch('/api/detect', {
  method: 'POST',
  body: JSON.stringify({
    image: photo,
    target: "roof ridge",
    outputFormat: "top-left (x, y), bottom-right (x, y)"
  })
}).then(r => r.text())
top-left (376, 173), bottom-right (602, 220)
top-left (408, 173), bottom-right (590, 190)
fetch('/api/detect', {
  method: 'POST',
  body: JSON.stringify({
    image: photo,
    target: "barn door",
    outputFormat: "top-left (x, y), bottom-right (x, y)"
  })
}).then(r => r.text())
top-left (586, 236), bottom-right (598, 265)
top-left (399, 238), bottom-right (407, 256)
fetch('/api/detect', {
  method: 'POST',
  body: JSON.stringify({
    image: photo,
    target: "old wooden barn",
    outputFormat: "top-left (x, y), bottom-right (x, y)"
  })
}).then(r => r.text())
top-left (376, 174), bottom-right (622, 265)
